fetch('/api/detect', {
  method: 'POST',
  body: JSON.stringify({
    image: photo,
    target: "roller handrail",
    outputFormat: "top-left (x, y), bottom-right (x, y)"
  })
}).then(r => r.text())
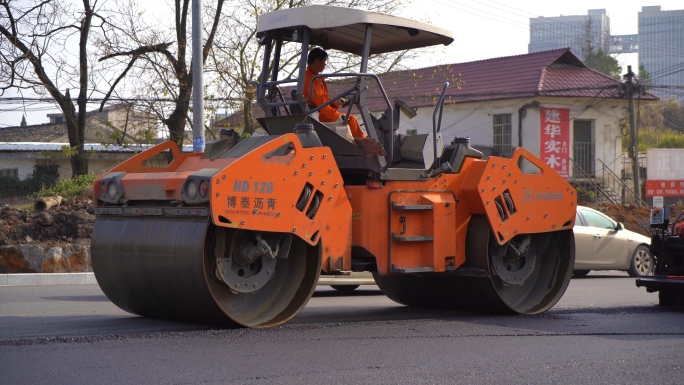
top-left (259, 73), bottom-right (392, 114)
top-left (432, 82), bottom-right (449, 168)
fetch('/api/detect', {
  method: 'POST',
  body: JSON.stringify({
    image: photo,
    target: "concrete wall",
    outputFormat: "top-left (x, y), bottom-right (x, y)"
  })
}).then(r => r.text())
top-left (0, 151), bottom-right (130, 180)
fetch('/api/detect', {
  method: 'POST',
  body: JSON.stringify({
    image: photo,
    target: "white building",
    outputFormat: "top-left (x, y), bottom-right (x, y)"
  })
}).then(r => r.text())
top-left (363, 49), bottom-right (658, 202)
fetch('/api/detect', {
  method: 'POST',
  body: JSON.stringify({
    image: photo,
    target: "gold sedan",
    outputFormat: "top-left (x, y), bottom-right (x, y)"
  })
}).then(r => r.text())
top-left (573, 205), bottom-right (653, 278)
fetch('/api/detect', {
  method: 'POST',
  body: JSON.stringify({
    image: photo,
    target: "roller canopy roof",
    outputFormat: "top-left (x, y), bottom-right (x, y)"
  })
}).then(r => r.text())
top-left (256, 5), bottom-right (453, 55)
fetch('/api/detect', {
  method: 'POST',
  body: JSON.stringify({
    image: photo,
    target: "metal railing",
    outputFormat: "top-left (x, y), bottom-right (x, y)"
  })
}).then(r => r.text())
top-left (569, 155), bottom-right (647, 207)
top-left (570, 157), bottom-right (617, 205)
top-left (572, 142), bottom-right (594, 177)
top-left (597, 158), bottom-right (647, 206)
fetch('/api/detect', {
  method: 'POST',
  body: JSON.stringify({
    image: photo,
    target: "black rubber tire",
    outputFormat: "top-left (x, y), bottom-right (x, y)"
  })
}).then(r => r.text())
top-left (572, 270), bottom-right (591, 278)
top-left (330, 285), bottom-right (360, 292)
top-left (628, 245), bottom-right (654, 277)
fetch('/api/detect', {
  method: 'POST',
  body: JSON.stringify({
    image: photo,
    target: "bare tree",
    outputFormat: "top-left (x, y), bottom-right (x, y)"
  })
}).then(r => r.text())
top-left (97, 0), bottom-right (422, 141)
top-left (98, 0), bottom-right (225, 149)
top-left (0, 0), bottom-right (109, 177)
top-left (209, 0), bottom-right (422, 135)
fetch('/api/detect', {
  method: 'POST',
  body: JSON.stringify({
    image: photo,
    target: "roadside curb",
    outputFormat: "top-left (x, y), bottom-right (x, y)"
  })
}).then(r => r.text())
top-left (0, 273), bottom-right (96, 286)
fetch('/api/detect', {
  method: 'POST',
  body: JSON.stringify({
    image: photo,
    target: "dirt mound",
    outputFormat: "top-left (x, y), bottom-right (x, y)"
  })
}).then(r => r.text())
top-left (0, 196), bottom-right (679, 248)
top-left (584, 201), bottom-right (684, 236)
top-left (0, 195), bottom-right (94, 247)
top-left (585, 202), bottom-right (652, 235)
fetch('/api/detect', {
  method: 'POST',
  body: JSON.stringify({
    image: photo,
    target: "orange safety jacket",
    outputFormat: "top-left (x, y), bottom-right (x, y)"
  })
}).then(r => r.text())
top-left (303, 66), bottom-right (365, 138)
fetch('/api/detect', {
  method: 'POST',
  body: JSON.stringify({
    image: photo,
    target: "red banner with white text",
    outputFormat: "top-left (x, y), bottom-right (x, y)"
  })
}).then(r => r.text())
top-left (539, 107), bottom-right (570, 178)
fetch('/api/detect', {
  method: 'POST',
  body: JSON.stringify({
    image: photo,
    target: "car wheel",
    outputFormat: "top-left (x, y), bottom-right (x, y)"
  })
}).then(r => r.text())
top-left (330, 285), bottom-right (360, 292)
top-left (628, 245), bottom-right (653, 277)
top-left (572, 270), bottom-right (590, 278)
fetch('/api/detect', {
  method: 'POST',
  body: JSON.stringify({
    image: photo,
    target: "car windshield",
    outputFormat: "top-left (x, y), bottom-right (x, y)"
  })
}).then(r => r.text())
top-left (581, 209), bottom-right (616, 230)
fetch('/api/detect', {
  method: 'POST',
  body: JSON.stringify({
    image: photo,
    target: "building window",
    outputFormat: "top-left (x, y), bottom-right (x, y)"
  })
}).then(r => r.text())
top-left (406, 129), bottom-right (418, 136)
top-left (493, 113), bottom-right (512, 157)
top-left (0, 168), bottom-right (19, 179)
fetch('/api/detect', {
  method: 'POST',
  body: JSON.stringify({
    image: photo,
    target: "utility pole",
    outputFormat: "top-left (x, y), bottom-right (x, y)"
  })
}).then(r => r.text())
top-left (624, 65), bottom-right (640, 200)
top-left (191, 0), bottom-right (204, 153)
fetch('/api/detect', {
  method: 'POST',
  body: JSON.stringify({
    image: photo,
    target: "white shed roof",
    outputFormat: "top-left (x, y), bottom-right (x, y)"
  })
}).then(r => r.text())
top-left (256, 5), bottom-right (453, 55)
top-left (0, 142), bottom-right (193, 152)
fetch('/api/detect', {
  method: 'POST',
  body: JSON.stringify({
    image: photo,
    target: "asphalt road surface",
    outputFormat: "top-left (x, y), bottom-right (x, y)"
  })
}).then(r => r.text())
top-left (1, 271), bottom-right (683, 384)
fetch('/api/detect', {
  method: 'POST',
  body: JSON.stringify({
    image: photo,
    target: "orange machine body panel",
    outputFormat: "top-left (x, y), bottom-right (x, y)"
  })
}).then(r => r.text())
top-left (93, 141), bottom-right (226, 203)
top-left (94, 135), bottom-right (353, 274)
top-left (347, 149), bottom-right (576, 275)
top-left (459, 147), bottom-right (576, 244)
top-left (208, 135), bottom-right (351, 255)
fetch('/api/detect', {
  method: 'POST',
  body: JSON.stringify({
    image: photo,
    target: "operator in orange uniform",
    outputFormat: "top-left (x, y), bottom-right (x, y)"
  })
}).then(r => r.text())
top-left (304, 48), bottom-right (366, 138)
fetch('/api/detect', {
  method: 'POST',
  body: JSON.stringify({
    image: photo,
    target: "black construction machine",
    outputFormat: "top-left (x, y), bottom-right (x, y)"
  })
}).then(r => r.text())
top-left (637, 206), bottom-right (684, 306)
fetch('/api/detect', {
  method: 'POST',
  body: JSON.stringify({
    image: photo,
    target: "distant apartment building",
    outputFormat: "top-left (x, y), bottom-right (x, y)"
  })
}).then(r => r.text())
top-left (529, 9), bottom-right (611, 59)
top-left (638, 6), bottom-right (684, 104)
top-left (529, 6), bottom-right (684, 104)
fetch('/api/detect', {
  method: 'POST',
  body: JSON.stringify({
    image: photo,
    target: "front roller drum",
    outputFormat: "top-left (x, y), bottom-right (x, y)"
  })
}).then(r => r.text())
top-left (91, 217), bottom-right (320, 327)
top-left (374, 215), bottom-right (574, 314)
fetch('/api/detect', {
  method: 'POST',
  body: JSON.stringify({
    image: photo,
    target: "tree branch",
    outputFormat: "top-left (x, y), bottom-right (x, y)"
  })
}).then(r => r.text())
top-left (202, 0), bottom-right (225, 63)
top-left (99, 42), bottom-right (172, 61)
top-left (99, 54), bottom-right (139, 111)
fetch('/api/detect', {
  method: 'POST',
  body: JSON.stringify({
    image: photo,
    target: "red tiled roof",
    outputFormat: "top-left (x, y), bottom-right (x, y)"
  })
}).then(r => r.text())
top-left (365, 48), bottom-right (657, 112)
top-left (219, 48), bottom-right (658, 127)
top-left (539, 65), bottom-right (624, 98)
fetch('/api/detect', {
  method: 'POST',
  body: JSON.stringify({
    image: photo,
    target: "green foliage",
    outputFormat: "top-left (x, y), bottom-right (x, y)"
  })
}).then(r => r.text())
top-left (583, 49), bottom-right (622, 79)
top-left (575, 186), bottom-right (595, 204)
top-left (0, 163), bottom-right (60, 198)
top-left (662, 98), bottom-right (684, 133)
top-left (638, 64), bottom-right (651, 88)
top-left (658, 133), bottom-right (684, 148)
top-left (36, 173), bottom-right (98, 198)
top-left (623, 126), bottom-right (684, 151)
top-left (623, 99), bottom-right (684, 150)
top-left (20, 115), bottom-right (27, 127)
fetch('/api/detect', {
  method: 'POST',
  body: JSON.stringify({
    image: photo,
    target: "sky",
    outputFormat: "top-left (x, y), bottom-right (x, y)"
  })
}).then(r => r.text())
top-left (401, 0), bottom-right (682, 68)
top-left (1, 0), bottom-right (683, 129)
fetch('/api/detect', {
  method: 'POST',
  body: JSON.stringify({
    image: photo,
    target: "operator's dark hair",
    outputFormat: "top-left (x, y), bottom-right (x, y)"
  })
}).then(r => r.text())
top-left (307, 47), bottom-right (328, 65)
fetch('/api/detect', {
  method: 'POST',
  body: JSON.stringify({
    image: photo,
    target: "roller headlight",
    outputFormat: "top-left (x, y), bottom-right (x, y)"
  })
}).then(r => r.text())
top-left (187, 180), bottom-right (198, 199)
top-left (182, 168), bottom-right (220, 204)
top-left (96, 172), bottom-right (126, 204)
top-left (107, 182), bottom-right (118, 200)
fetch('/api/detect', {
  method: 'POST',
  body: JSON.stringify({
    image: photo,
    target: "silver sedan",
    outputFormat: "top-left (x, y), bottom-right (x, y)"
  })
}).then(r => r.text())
top-left (573, 205), bottom-right (653, 277)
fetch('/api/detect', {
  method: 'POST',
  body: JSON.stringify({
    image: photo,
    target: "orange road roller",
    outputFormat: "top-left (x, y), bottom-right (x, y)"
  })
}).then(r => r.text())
top-left (91, 5), bottom-right (577, 327)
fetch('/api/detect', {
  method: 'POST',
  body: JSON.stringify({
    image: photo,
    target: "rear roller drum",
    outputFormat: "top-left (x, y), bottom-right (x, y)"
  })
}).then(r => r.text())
top-left (374, 215), bottom-right (574, 314)
top-left (92, 217), bottom-right (320, 327)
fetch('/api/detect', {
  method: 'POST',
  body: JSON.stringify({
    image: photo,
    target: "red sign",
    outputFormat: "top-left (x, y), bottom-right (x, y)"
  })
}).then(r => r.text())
top-left (539, 107), bottom-right (570, 178)
top-left (645, 180), bottom-right (684, 197)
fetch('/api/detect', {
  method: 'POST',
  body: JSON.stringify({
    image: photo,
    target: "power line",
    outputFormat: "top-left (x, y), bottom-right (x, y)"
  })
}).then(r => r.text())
top-left (0, 97), bottom-right (243, 103)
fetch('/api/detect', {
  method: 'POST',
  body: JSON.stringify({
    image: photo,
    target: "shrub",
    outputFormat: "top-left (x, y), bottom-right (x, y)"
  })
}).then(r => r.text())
top-left (37, 173), bottom-right (99, 198)
top-left (0, 163), bottom-right (60, 198)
